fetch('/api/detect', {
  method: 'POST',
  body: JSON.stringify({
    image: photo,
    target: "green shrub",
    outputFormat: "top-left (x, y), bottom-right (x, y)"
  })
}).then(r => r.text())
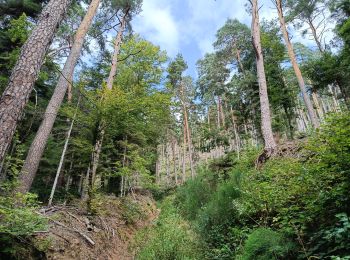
top-left (309, 213), bottom-right (350, 259)
top-left (0, 193), bottom-right (48, 259)
top-left (194, 176), bottom-right (243, 259)
top-left (0, 193), bottom-right (47, 236)
top-left (175, 168), bottom-right (213, 220)
top-left (135, 197), bottom-right (202, 260)
top-left (196, 179), bottom-right (241, 232)
top-left (306, 112), bottom-right (350, 175)
top-left (240, 228), bottom-right (295, 260)
top-left (158, 112), bottom-right (350, 259)
top-left (120, 197), bottom-right (144, 224)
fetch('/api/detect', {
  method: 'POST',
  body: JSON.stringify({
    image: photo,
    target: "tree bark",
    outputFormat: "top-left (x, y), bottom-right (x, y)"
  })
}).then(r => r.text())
top-left (251, 0), bottom-right (277, 151)
top-left (230, 106), bottom-right (240, 157)
top-left (90, 126), bottom-right (104, 188)
top-left (165, 143), bottom-right (170, 183)
top-left (312, 91), bottom-right (324, 119)
top-left (329, 85), bottom-right (341, 112)
top-left (89, 9), bottom-right (130, 188)
top-left (216, 97), bottom-right (221, 128)
top-left (106, 8), bottom-right (129, 90)
top-left (17, 0), bottom-right (100, 193)
top-left (236, 49), bottom-right (245, 73)
top-left (275, 0), bottom-right (319, 129)
top-left (171, 140), bottom-right (178, 185)
top-left (81, 164), bottom-right (90, 199)
top-left (182, 126), bottom-right (187, 182)
top-left (181, 83), bottom-right (194, 179)
top-left (307, 18), bottom-right (324, 53)
top-left (0, 0), bottom-right (72, 164)
top-left (48, 96), bottom-right (80, 206)
top-left (120, 139), bottom-right (127, 197)
top-left (218, 96), bottom-right (226, 130)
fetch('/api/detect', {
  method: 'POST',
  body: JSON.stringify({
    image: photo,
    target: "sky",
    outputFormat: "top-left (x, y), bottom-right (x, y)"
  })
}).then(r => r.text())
top-left (131, 0), bottom-right (334, 79)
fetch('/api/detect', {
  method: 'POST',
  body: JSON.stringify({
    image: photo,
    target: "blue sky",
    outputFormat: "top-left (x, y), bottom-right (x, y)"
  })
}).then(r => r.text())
top-left (131, 0), bottom-right (334, 79)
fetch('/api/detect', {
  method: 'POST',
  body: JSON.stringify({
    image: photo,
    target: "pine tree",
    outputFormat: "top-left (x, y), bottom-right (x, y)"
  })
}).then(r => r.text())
top-left (17, 0), bottom-right (101, 194)
top-left (0, 0), bottom-right (71, 164)
top-left (251, 0), bottom-right (277, 152)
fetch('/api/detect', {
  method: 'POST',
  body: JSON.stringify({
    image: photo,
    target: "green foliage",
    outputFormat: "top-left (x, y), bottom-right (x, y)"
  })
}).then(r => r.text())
top-left (0, 13), bottom-right (32, 91)
top-left (175, 168), bottom-right (213, 220)
top-left (0, 193), bottom-right (49, 259)
top-left (240, 228), bottom-right (295, 260)
top-left (135, 197), bottom-right (202, 260)
top-left (120, 197), bottom-right (144, 224)
top-left (0, 133), bottom-right (25, 192)
top-left (167, 112), bottom-right (350, 259)
top-left (7, 13), bottom-right (30, 43)
top-left (0, 193), bottom-right (47, 236)
top-left (310, 213), bottom-right (350, 259)
top-left (306, 112), bottom-right (350, 174)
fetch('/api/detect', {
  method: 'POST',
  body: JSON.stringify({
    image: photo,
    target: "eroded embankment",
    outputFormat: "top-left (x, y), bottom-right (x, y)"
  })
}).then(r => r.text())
top-left (35, 193), bottom-right (159, 260)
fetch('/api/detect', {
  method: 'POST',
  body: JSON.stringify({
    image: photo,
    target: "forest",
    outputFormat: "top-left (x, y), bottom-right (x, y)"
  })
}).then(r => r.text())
top-left (0, 0), bottom-right (349, 259)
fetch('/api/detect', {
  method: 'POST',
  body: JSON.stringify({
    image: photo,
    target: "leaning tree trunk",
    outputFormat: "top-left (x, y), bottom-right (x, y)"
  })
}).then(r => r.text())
top-left (48, 96), bottom-right (80, 206)
top-left (106, 8), bottom-right (128, 90)
top-left (184, 106), bottom-right (195, 179)
top-left (89, 10), bottom-right (129, 188)
top-left (307, 18), bottom-right (324, 53)
top-left (251, 0), bottom-right (277, 152)
top-left (0, 0), bottom-right (71, 164)
top-left (17, 0), bottom-right (100, 193)
top-left (180, 82), bottom-right (194, 179)
top-left (275, 0), bottom-right (319, 129)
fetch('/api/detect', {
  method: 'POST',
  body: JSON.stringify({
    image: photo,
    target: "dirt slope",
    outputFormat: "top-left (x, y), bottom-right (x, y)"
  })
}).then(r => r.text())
top-left (35, 193), bottom-right (158, 260)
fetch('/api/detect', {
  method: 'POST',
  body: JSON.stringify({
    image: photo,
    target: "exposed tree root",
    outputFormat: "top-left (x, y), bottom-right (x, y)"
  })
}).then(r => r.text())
top-left (255, 140), bottom-right (304, 168)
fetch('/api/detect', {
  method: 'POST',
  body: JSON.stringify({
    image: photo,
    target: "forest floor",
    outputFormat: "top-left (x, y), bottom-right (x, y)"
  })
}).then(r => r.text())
top-left (34, 192), bottom-right (159, 260)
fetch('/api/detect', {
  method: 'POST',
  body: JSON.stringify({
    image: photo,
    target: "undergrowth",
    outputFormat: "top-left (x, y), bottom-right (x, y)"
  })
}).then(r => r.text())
top-left (134, 196), bottom-right (203, 260)
top-left (166, 112), bottom-right (350, 259)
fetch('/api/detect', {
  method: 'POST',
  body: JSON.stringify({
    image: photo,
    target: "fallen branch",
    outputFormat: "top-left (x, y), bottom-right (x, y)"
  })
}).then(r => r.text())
top-left (64, 211), bottom-right (85, 225)
top-left (49, 218), bottom-right (95, 246)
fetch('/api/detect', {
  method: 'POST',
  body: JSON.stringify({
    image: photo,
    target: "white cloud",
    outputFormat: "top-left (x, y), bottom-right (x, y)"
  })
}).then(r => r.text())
top-left (131, 0), bottom-right (335, 75)
top-left (132, 0), bottom-right (180, 56)
top-left (181, 0), bottom-right (249, 55)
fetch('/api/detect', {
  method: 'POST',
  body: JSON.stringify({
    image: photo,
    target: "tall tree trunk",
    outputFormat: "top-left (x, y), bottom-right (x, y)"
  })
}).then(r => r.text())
top-left (251, 0), bottom-right (277, 151)
top-left (207, 106), bottom-right (211, 130)
top-left (17, 0), bottom-right (100, 193)
top-left (90, 126), bottom-right (104, 188)
top-left (181, 84), bottom-right (194, 179)
top-left (0, 0), bottom-right (71, 164)
top-left (155, 147), bottom-right (160, 184)
top-left (216, 97), bottom-right (221, 128)
top-left (307, 18), bottom-right (324, 53)
top-left (165, 143), bottom-right (170, 183)
top-left (185, 108), bottom-right (195, 179)
top-left (172, 140), bottom-right (177, 185)
top-left (275, 0), bottom-right (319, 128)
top-left (218, 96), bottom-right (226, 130)
top-left (236, 49), bottom-right (245, 73)
top-left (312, 91), bottom-right (324, 119)
top-left (283, 104), bottom-right (294, 140)
top-left (89, 9), bottom-right (129, 188)
top-left (182, 126), bottom-right (187, 182)
top-left (81, 164), bottom-right (90, 199)
top-left (48, 96), bottom-right (80, 206)
top-left (230, 106), bottom-right (241, 157)
top-left (106, 8), bottom-right (128, 90)
top-left (329, 85), bottom-right (341, 112)
top-left (120, 139), bottom-right (127, 197)
top-left (177, 147), bottom-right (182, 184)
top-left (78, 172), bottom-right (84, 195)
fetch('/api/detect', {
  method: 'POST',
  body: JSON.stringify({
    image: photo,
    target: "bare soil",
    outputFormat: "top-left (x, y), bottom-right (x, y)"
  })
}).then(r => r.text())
top-left (35, 193), bottom-right (159, 260)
